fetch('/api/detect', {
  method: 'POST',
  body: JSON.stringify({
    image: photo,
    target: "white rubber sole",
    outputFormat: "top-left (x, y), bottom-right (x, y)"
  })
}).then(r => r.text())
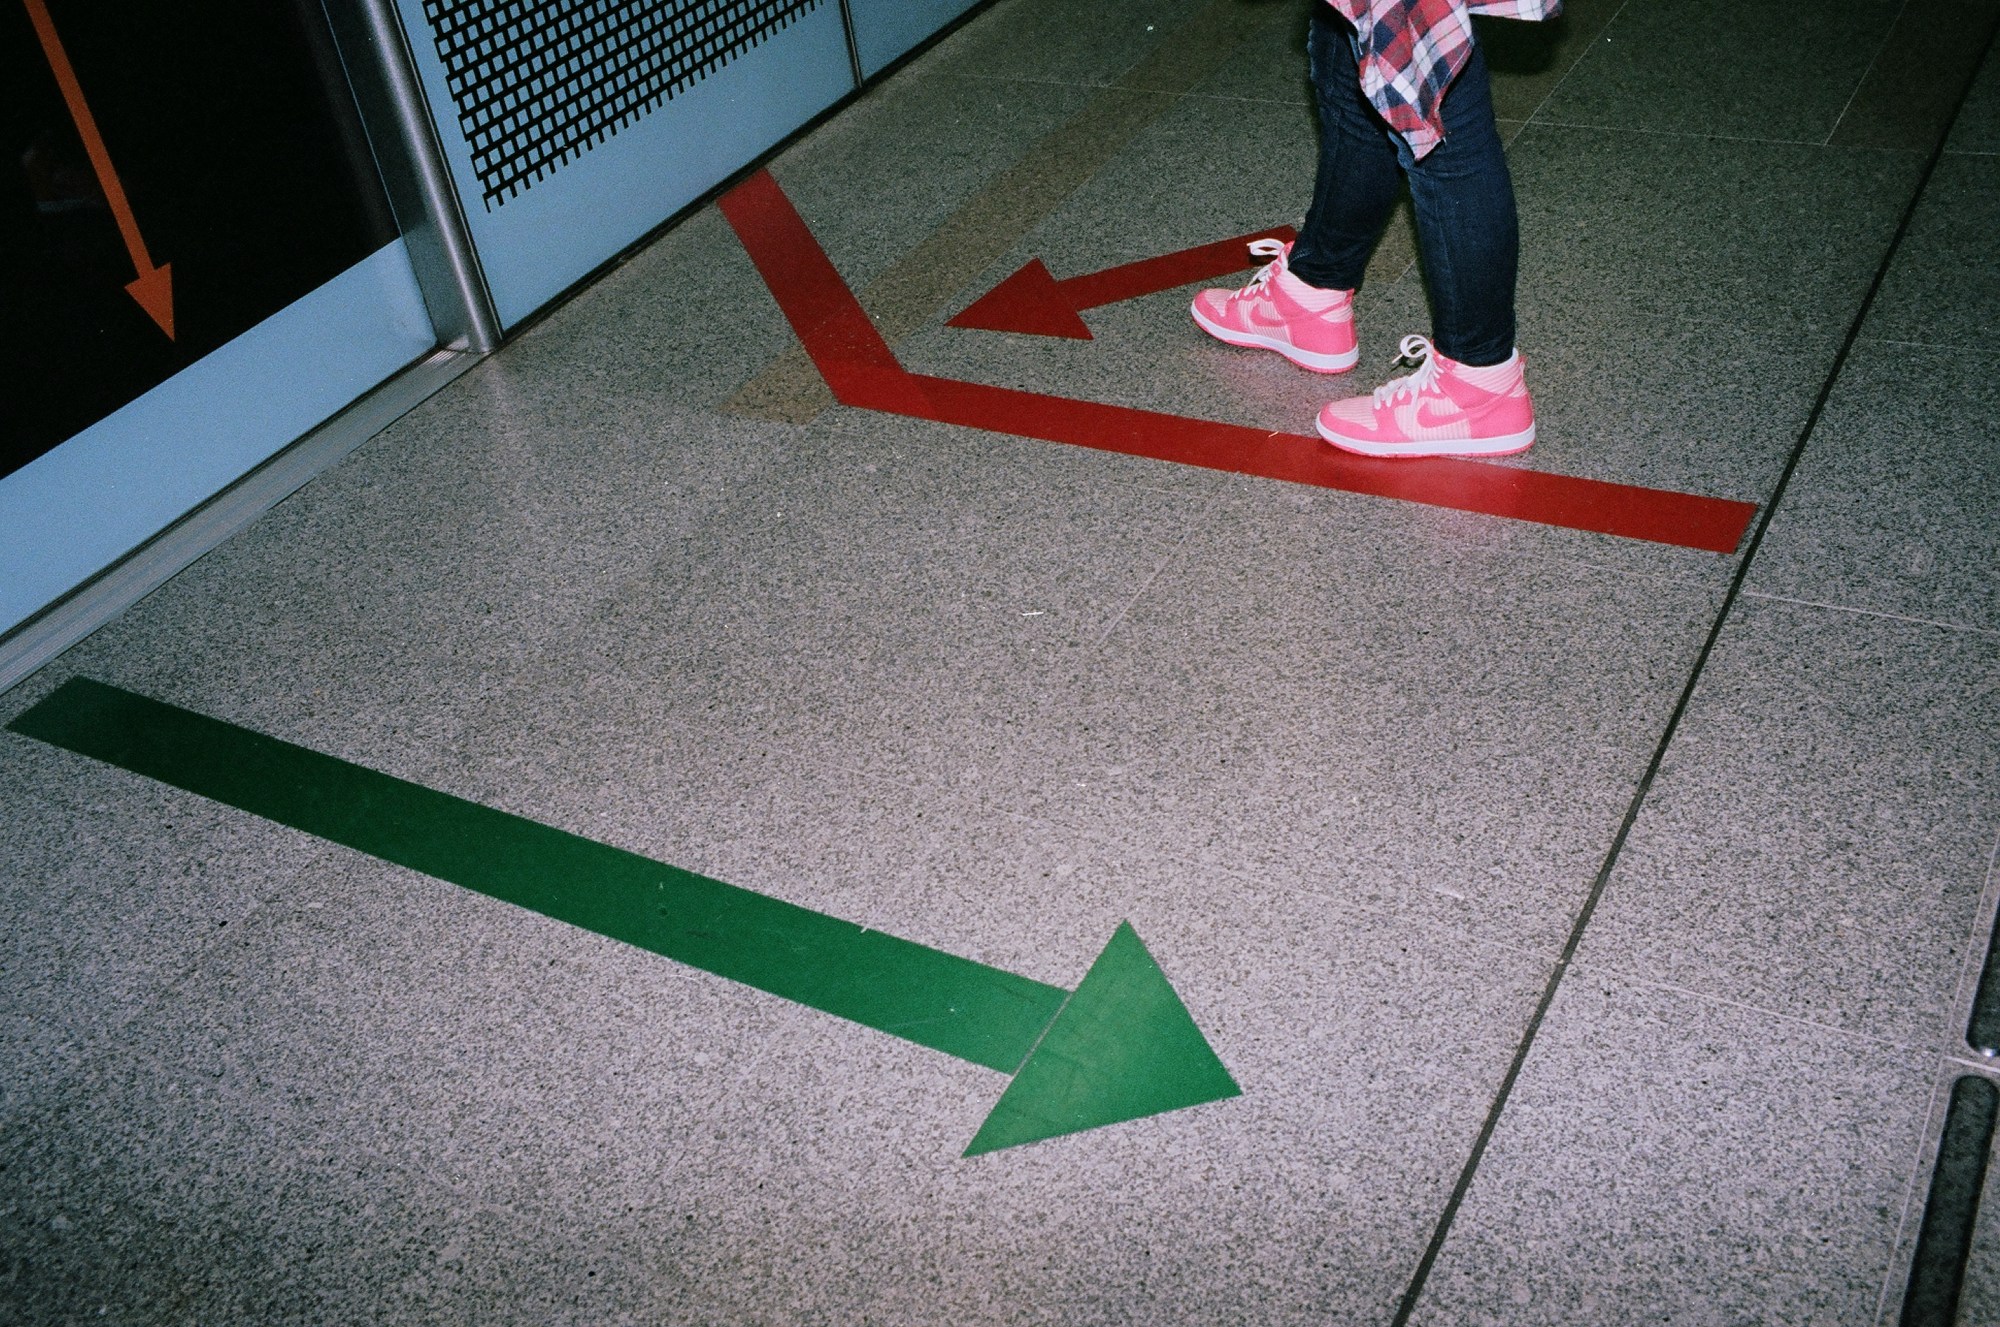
top-left (1315, 419), bottom-right (1537, 459)
top-left (1189, 303), bottom-right (1359, 373)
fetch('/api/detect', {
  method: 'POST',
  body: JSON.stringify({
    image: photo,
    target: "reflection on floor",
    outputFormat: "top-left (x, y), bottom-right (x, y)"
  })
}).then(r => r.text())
top-left (5, 0), bottom-right (2000, 1322)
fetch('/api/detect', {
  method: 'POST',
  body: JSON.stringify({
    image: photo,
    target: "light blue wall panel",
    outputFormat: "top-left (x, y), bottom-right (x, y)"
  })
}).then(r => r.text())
top-left (392, 1), bottom-right (855, 329)
top-left (0, 241), bottom-right (435, 636)
top-left (848, 0), bottom-right (982, 78)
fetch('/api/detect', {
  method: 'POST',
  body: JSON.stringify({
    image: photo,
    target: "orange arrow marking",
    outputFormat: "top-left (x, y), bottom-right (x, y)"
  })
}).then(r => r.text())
top-left (24, 0), bottom-right (175, 339)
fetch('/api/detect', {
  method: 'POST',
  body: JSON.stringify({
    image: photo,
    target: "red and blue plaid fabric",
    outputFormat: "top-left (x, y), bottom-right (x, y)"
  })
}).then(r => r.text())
top-left (1325, 0), bottom-right (1561, 158)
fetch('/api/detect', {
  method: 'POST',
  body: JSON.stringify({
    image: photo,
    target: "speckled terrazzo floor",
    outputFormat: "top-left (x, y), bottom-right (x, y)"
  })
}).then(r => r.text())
top-left (4, 1), bottom-right (2000, 1324)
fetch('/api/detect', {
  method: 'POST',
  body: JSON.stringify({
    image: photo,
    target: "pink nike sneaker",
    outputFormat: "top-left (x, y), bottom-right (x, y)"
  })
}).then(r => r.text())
top-left (1190, 239), bottom-right (1359, 373)
top-left (1315, 334), bottom-right (1536, 458)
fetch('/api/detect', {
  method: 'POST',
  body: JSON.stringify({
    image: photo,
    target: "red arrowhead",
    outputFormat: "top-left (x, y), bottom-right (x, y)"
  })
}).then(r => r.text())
top-left (125, 262), bottom-right (175, 340)
top-left (947, 258), bottom-right (1093, 340)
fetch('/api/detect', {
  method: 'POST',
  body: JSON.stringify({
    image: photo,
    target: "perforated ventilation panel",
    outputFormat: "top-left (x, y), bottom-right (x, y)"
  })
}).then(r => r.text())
top-left (421, 0), bottom-right (827, 208)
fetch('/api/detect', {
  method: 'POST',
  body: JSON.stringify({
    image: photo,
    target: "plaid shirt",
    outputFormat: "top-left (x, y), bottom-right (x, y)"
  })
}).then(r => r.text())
top-left (1326, 0), bottom-right (1561, 159)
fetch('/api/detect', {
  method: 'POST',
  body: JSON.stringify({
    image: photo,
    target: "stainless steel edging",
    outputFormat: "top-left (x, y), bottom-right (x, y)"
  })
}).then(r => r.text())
top-left (330, 0), bottom-right (502, 353)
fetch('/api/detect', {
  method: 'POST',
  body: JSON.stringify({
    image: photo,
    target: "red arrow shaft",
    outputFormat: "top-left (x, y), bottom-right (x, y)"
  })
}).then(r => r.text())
top-left (721, 172), bottom-right (1758, 554)
top-left (23, 0), bottom-right (156, 275)
top-left (1058, 226), bottom-right (1297, 311)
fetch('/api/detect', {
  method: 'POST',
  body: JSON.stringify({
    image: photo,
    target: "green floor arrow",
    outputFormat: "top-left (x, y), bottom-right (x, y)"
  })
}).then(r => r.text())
top-left (9, 678), bottom-right (1240, 1154)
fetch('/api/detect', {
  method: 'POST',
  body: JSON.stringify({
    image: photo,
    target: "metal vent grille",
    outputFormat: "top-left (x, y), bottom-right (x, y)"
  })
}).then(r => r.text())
top-left (420, 0), bottom-right (825, 208)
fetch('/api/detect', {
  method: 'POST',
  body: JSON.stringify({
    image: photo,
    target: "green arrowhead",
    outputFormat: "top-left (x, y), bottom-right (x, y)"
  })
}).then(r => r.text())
top-left (965, 921), bottom-right (1241, 1156)
top-left (10, 680), bottom-right (1247, 1159)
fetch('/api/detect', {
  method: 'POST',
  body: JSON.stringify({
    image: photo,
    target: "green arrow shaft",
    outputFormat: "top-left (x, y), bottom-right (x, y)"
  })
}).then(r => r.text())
top-left (10, 679), bottom-right (1066, 1073)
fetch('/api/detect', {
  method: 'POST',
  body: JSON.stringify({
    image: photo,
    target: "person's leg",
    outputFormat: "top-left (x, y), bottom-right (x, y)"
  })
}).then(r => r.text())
top-left (1398, 40), bottom-right (1519, 366)
top-left (1313, 32), bottom-right (1535, 458)
top-left (1187, 8), bottom-right (1397, 373)
top-left (1286, 6), bottom-right (1407, 294)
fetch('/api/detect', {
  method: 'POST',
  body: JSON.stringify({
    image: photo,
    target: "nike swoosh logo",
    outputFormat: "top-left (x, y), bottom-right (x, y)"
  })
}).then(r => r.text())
top-left (1416, 400), bottom-right (1463, 429)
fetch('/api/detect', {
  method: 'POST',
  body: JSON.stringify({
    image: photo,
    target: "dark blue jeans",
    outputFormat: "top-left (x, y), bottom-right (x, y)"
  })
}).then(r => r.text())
top-left (1287, 6), bottom-right (1519, 367)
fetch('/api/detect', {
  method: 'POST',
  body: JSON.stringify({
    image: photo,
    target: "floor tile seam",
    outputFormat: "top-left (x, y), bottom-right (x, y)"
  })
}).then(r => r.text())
top-left (1561, 957), bottom-right (1953, 1061)
top-left (1178, 90), bottom-right (1313, 110)
top-left (730, 544), bottom-right (1729, 729)
top-left (679, 545), bottom-right (1730, 811)
top-left (1226, 873), bottom-right (1561, 969)
top-left (1603, 854), bottom-right (2000, 962)
top-left (1479, 541), bottom-right (1740, 596)
top-left (1943, 1049), bottom-right (2000, 1081)
top-left (969, 794), bottom-right (1572, 971)
top-left (1519, 285), bottom-right (1860, 351)
top-left (1944, 831), bottom-right (2000, 1063)
top-left (4, 849), bottom-right (301, 1113)
top-left (739, 754), bottom-right (1570, 972)
top-left (16, 880), bottom-right (804, 1212)
top-left (1739, 590), bottom-right (2000, 639)
top-left (910, 0), bottom-right (1303, 102)
top-left (344, 1130), bottom-right (657, 1259)
top-left (612, 412), bottom-right (1138, 626)
top-left (1599, 303), bottom-right (1852, 340)
top-left (1086, 487), bottom-right (1230, 650)
top-left (1498, 0), bottom-right (1638, 126)
top-left (1873, 1047), bottom-right (2000, 1327)
top-left (1861, 334), bottom-right (2000, 357)
top-left (545, 424), bottom-right (807, 610)
top-left (9, 1026), bottom-right (422, 1184)
top-left (1821, 0), bottom-right (1915, 149)
top-left (694, 405), bottom-right (1223, 533)
top-left (630, 461), bottom-right (1234, 653)
top-left (799, 393), bottom-right (1257, 504)
top-left (1873, 1068), bottom-right (1961, 1327)
top-left (1522, 114), bottom-right (1911, 152)
top-left (1389, 74), bottom-right (1982, 1313)
top-left (908, 68), bottom-right (1173, 97)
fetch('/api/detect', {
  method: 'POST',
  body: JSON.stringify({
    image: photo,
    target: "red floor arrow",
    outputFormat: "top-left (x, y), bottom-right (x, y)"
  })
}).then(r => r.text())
top-left (24, 0), bottom-right (175, 339)
top-left (948, 227), bottom-right (1297, 339)
top-left (720, 170), bottom-right (1757, 555)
